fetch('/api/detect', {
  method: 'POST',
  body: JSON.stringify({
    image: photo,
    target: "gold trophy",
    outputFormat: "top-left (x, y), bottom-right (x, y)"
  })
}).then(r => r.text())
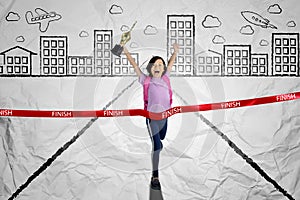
top-left (111, 21), bottom-right (137, 57)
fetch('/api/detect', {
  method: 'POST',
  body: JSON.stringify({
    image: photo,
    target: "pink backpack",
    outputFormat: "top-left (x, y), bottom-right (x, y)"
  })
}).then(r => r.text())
top-left (143, 75), bottom-right (173, 110)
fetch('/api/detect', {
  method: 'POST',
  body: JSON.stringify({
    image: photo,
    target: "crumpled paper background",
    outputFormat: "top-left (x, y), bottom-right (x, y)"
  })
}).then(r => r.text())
top-left (0, 0), bottom-right (300, 199)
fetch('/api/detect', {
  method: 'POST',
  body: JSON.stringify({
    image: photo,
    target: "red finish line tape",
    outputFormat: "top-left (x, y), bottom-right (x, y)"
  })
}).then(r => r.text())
top-left (1, 92), bottom-right (299, 120)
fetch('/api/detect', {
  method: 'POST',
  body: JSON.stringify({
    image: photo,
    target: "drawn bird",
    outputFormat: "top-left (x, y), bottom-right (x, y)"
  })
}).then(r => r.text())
top-left (25, 8), bottom-right (62, 32)
top-left (241, 11), bottom-right (277, 29)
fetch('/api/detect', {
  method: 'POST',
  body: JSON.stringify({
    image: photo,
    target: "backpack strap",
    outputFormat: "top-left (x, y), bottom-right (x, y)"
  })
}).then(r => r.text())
top-left (143, 76), bottom-right (151, 110)
top-left (162, 75), bottom-right (173, 106)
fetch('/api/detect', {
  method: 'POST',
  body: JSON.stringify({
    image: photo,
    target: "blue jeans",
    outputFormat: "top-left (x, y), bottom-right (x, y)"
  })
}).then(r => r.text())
top-left (146, 118), bottom-right (168, 177)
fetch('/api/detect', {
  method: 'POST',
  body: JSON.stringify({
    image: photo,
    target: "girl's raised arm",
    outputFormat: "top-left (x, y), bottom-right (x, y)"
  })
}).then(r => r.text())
top-left (167, 43), bottom-right (179, 73)
top-left (123, 47), bottom-right (143, 77)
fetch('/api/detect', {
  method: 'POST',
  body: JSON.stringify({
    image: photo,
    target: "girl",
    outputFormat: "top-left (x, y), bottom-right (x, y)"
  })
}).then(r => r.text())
top-left (123, 43), bottom-right (179, 190)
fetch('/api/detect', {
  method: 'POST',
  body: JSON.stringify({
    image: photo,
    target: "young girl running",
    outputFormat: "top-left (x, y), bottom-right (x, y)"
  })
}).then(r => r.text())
top-left (123, 43), bottom-right (179, 190)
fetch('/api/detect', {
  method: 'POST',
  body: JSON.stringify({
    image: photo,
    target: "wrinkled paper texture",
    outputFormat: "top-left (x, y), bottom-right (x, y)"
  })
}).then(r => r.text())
top-left (0, 0), bottom-right (300, 199)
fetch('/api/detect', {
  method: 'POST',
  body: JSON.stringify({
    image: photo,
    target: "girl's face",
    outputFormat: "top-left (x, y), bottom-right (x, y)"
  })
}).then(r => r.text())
top-left (151, 59), bottom-right (165, 78)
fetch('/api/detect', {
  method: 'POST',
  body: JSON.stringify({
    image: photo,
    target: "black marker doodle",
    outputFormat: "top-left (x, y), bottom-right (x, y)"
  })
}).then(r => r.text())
top-left (251, 53), bottom-right (268, 76)
top-left (129, 42), bottom-right (139, 48)
top-left (120, 25), bottom-right (130, 32)
top-left (259, 39), bottom-right (269, 46)
top-left (240, 25), bottom-right (254, 35)
top-left (202, 15), bottom-right (221, 28)
top-left (109, 4), bottom-right (123, 14)
top-left (195, 49), bottom-right (223, 76)
top-left (212, 35), bottom-right (225, 44)
top-left (144, 25), bottom-right (158, 35)
top-left (79, 31), bottom-right (89, 37)
top-left (0, 46), bottom-right (37, 76)
top-left (25, 8), bottom-right (62, 32)
top-left (287, 20), bottom-right (296, 28)
top-left (241, 11), bottom-right (277, 29)
top-left (268, 4), bottom-right (282, 14)
top-left (6, 12), bottom-right (20, 21)
top-left (16, 36), bottom-right (25, 43)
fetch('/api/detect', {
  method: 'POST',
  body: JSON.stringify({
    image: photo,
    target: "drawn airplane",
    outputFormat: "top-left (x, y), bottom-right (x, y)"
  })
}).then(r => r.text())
top-left (241, 11), bottom-right (277, 29)
top-left (26, 8), bottom-right (62, 32)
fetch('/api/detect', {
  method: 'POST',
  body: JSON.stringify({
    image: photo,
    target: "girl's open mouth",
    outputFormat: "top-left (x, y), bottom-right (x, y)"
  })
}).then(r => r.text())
top-left (154, 70), bottom-right (160, 74)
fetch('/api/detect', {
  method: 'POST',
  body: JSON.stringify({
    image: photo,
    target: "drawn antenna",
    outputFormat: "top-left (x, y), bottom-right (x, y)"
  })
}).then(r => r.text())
top-left (129, 21), bottom-right (137, 32)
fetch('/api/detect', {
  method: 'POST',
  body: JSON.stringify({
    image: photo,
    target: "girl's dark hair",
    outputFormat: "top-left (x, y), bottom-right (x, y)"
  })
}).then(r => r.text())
top-left (146, 56), bottom-right (167, 77)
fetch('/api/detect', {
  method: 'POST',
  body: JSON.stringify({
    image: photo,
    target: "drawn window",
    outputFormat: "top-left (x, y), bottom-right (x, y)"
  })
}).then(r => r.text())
top-left (122, 67), bottom-right (128, 74)
top-left (7, 57), bottom-right (13, 64)
top-left (178, 30), bottom-right (184, 37)
top-left (206, 57), bottom-right (212, 64)
top-left (0, 66), bottom-right (3, 73)
top-left (51, 58), bottom-right (57, 65)
top-left (58, 58), bottom-right (64, 65)
top-left (86, 58), bottom-right (92, 65)
top-left (186, 48), bottom-right (191, 55)
top-left (198, 65), bottom-right (204, 73)
top-left (44, 49), bottom-right (50, 56)
top-left (14, 66), bottom-right (20, 73)
top-left (104, 59), bottom-right (110, 66)
top-left (290, 38), bottom-right (296, 46)
top-left (185, 21), bottom-right (191, 28)
top-left (104, 34), bottom-right (110, 41)
top-left (213, 57), bottom-right (220, 64)
top-left (86, 67), bottom-right (92, 74)
top-left (242, 50), bottom-right (248, 57)
top-left (51, 41), bottom-right (57, 48)
top-left (185, 56), bottom-right (191, 64)
top-left (96, 67), bottom-right (102, 74)
top-left (178, 65), bottom-right (184, 72)
top-left (291, 56), bottom-right (296, 63)
top-left (242, 58), bottom-right (248, 65)
top-left (43, 67), bottom-right (49, 74)
top-left (51, 67), bottom-right (57, 74)
top-left (283, 47), bottom-right (289, 54)
top-left (51, 49), bottom-right (57, 56)
top-left (170, 21), bottom-right (176, 28)
top-left (275, 47), bottom-right (281, 54)
top-left (227, 58), bottom-right (233, 65)
top-left (275, 65), bottom-right (281, 72)
top-left (71, 58), bottom-right (77, 65)
top-left (22, 57), bottom-right (28, 64)
top-left (253, 66), bottom-right (258, 73)
top-left (79, 67), bottom-right (85, 74)
top-left (242, 67), bottom-right (248, 74)
top-left (235, 58), bottom-right (241, 65)
top-left (79, 58), bottom-right (85, 65)
top-left (97, 35), bottom-right (103, 42)
top-left (104, 67), bottom-right (110, 74)
top-left (275, 39), bottom-right (281, 46)
top-left (44, 58), bottom-right (49, 65)
top-left (104, 51), bottom-right (110, 58)
top-left (227, 67), bottom-right (233, 74)
top-left (199, 57), bottom-right (205, 64)
top-left (283, 38), bottom-right (289, 46)
top-left (71, 67), bottom-right (77, 74)
top-left (97, 59), bottom-right (102, 66)
top-left (206, 65), bottom-right (212, 73)
top-left (227, 50), bottom-right (233, 57)
top-left (104, 43), bottom-right (110, 50)
top-left (178, 39), bottom-right (184, 46)
top-left (43, 41), bottom-right (49, 48)
top-left (275, 56), bottom-right (281, 63)
top-left (178, 56), bottom-right (184, 63)
top-left (122, 58), bottom-right (128, 65)
top-left (58, 50), bottom-right (64, 56)
top-left (58, 40), bottom-right (65, 48)
top-left (97, 51), bottom-right (103, 58)
top-left (58, 67), bottom-right (64, 74)
top-left (170, 30), bottom-right (176, 37)
top-left (185, 30), bottom-right (191, 37)
top-left (259, 58), bottom-right (265, 65)
top-left (186, 65), bottom-right (191, 72)
top-left (178, 21), bottom-right (184, 28)
top-left (291, 65), bottom-right (296, 72)
top-left (252, 58), bottom-right (258, 65)
top-left (214, 65), bottom-right (220, 73)
top-left (186, 38), bottom-right (191, 46)
top-left (235, 50), bottom-right (240, 57)
top-left (283, 56), bottom-right (289, 64)
top-left (290, 47), bottom-right (296, 55)
top-left (235, 67), bottom-right (241, 74)
top-left (15, 57), bottom-right (21, 64)
top-left (260, 66), bottom-right (265, 73)
top-left (283, 65), bottom-right (289, 72)
top-left (7, 66), bottom-right (13, 73)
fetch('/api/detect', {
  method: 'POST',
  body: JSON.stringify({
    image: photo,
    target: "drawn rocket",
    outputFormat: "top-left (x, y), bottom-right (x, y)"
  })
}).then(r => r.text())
top-left (241, 11), bottom-right (277, 29)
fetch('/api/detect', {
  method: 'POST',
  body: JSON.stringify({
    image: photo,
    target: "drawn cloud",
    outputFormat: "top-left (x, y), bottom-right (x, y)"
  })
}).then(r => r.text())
top-left (79, 31), bottom-right (89, 37)
top-left (268, 4), bottom-right (282, 14)
top-left (202, 15), bottom-right (221, 28)
top-left (109, 4), bottom-right (123, 14)
top-left (144, 25), bottom-right (158, 35)
top-left (240, 25), bottom-right (254, 35)
top-left (212, 35), bottom-right (225, 44)
top-left (287, 20), bottom-right (296, 27)
top-left (259, 39), bottom-right (269, 46)
top-left (121, 25), bottom-right (130, 32)
top-left (16, 36), bottom-right (25, 42)
top-left (130, 42), bottom-right (139, 48)
top-left (6, 12), bottom-right (20, 21)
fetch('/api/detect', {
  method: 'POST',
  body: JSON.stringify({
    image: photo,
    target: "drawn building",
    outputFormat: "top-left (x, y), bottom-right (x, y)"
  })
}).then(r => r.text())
top-left (195, 50), bottom-right (223, 76)
top-left (68, 56), bottom-right (94, 76)
top-left (94, 30), bottom-right (113, 76)
top-left (0, 46), bottom-right (37, 76)
top-left (251, 54), bottom-right (268, 76)
top-left (272, 33), bottom-right (299, 76)
top-left (113, 53), bottom-right (138, 76)
top-left (40, 36), bottom-right (68, 76)
top-left (224, 45), bottom-right (251, 76)
top-left (167, 15), bottom-right (195, 76)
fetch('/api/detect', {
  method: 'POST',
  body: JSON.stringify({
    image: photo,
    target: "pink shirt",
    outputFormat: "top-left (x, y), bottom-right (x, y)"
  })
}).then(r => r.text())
top-left (139, 72), bottom-right (171, 113)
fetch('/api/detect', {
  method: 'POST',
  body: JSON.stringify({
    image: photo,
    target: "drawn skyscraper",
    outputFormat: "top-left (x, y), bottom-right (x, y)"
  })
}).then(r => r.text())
top-left (195, 50), bottom-right (223, 76)
top-left (68, 56), bottom-right (94, 76)
top-left (224, 45), bottom-right (251, 76)
top-left (251, 53), bottom-right (268, 76)
top-left (94, 30), bottom-right (113, 76)
top-left (167, 15), bottom-right (195, 76)
top-left (40, 36), bottom-right (68, 76)
top-left (113, 53), bottom-right (139, 76)
top-left (272, 33), bottom-right (299, 76)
